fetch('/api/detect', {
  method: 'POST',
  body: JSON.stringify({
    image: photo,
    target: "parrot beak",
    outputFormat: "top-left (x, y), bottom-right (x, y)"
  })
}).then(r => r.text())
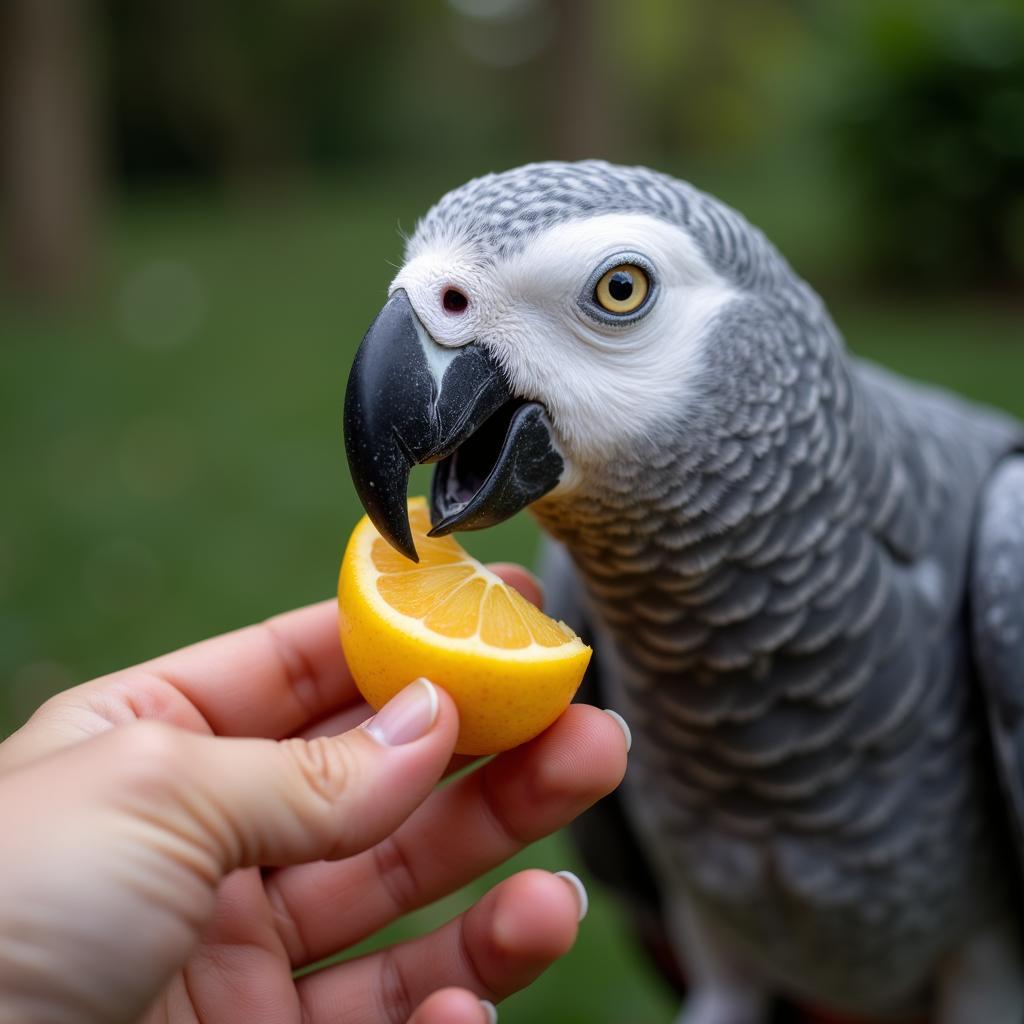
top-left (344, 289), bottom-right (564, 560)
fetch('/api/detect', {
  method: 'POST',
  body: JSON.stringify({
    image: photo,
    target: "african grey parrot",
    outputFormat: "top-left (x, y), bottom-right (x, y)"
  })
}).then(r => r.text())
top-left (342, 160), bottom-right (1024, 1024)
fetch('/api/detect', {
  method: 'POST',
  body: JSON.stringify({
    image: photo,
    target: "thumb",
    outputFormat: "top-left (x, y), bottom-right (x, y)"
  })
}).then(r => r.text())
top-left (0, 681), bottom-right (457, 1024)
top-left (108, 678), bottom-right (459, 874)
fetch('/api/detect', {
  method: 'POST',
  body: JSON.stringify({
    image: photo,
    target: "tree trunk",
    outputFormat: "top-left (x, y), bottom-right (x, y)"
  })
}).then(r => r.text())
top-left (545, 0), bottom-right (623, 162)
top-left (2, 0), bottom-right (100, 302)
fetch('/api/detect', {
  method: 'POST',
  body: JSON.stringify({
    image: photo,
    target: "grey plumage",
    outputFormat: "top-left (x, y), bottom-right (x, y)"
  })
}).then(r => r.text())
top-left (973, 460), bottom-right (1024, 870)
top-left (401, 161), bottom-right (1024, 1021)
top-left (414, 160), bottom-right (786, 290)
top-left (534, 361), bottom-right (1021, 1016)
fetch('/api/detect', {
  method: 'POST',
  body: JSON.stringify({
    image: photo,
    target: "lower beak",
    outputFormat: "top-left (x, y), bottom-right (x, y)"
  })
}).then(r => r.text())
top-left (343, 289), bottom-right (564, 560)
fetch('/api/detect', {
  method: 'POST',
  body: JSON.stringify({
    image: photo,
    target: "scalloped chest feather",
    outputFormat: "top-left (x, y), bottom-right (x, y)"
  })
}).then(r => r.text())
top-left (533, 357), bottom-right (1024, 1015)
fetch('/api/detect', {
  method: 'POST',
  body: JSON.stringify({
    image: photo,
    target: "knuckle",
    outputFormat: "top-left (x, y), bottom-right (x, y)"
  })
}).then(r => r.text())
top-left (116, 720), bottom-right (188, 789)
top-left (264, 881), bottom-right (311, 967)
top-left (261, 617), bottom-right (321, 718)
top-left (479, 765), bottom-right (532, 847)
top-left (282, 735), bottom-right (357, 808)
top-left (372, 835), bottom-right (421, 917)
top-left (377, 948), bottom-right (415, 1024)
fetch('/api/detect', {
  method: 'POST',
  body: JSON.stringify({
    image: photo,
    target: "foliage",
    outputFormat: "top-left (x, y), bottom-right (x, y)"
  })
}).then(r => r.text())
top-left (828, 0), bottom-right (1024, 286)
top-left (103, 0), bottom-right (542, 186)
top-left (81, 1), bottom-right (1024, 288)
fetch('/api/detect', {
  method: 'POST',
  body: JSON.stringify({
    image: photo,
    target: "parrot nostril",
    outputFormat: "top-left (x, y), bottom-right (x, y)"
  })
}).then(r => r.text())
top-left (442, 287), bottom-right (469, 314)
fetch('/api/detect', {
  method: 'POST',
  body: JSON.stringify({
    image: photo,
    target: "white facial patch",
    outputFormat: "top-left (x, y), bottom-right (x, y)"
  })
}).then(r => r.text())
top-left (490, 214), bottom-right (738, 466)
top-left (390, 234), bottom-right (498, 350)
top-left (393, 212), bottom-right (738, 474)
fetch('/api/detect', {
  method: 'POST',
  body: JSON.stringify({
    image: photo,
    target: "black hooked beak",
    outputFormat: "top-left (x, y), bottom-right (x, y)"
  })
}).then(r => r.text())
top-left (344, 289), bottom-right (564, 561)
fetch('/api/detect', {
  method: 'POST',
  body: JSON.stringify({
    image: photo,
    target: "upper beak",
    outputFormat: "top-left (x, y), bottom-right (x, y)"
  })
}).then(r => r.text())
top-left (343, 289), bottom-right (564, 560)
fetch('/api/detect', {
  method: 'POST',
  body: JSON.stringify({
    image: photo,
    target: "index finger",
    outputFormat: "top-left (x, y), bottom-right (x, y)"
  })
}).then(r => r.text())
top-left (139, 598), bottom-right (354, 738)
top-left (13, 563), bottom-right (542, 763)
top-left (151, 561), bottom-right (542, 738)
top-left (0, 598), bottom-right (354, 775)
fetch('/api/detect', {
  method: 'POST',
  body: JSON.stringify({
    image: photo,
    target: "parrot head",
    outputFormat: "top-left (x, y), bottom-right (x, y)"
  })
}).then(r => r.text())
top-left (344, 160), bottom-right (820, 559)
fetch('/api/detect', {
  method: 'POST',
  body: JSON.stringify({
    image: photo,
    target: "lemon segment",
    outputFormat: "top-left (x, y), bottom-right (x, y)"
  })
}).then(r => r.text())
top-left (338, 497), bottom-right (591, 755)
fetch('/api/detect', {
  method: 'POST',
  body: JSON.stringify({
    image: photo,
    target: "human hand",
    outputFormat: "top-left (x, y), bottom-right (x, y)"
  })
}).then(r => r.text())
top-left (0, 566), bottom-right (629, 1024)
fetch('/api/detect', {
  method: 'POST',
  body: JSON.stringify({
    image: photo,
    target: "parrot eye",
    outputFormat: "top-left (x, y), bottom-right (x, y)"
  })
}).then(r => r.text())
top-left (594, 264), bottom-right (649, 314)
top-left (580, 254), bottom-right (657, 325)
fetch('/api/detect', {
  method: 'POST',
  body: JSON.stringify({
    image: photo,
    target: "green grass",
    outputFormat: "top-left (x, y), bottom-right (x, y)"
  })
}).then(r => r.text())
top-left (1, 181), bottom-right (1022, 1021)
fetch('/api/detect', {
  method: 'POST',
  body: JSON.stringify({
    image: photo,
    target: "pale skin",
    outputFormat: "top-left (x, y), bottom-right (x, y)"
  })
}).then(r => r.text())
top-left (0, 565), bottom-right (629, 1024)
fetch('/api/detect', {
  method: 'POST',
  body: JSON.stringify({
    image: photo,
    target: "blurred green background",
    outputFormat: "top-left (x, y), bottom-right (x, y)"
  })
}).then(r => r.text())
top-left (1, 1), bottom-right (1023, 1020)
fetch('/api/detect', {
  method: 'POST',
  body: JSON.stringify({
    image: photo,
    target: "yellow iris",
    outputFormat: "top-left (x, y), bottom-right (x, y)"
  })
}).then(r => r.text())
top-left (594, 264), bottom-right (649, 314)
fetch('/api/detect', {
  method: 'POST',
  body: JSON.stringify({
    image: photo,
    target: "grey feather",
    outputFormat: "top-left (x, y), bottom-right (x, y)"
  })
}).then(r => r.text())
top-left (407, 161), bottom-right (1024, 1022)
top-left (539, 539), bottom-right (682, 985)
top-left (972, 458), bottom-right (1024, 869)
top-left (530, 336), bottom-right (1023, 1017)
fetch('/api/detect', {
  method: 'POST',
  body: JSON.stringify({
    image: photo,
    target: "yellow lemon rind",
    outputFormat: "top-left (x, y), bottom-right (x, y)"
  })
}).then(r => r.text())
top-left (337, 508), bottom-right (592, 755)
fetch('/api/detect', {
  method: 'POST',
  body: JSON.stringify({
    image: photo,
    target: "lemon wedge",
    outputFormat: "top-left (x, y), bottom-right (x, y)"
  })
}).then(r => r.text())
top-left (338, 498), bottom-right (591, 755)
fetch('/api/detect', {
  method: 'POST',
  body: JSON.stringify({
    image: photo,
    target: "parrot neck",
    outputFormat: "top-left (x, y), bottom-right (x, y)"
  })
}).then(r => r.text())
top-left (529, 341), bottom-right (863, 688)
top-left (530, 340), bottom-right (1017, 820)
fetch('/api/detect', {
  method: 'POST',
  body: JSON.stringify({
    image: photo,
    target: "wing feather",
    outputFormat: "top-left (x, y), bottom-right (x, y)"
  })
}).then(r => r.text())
top-left (971, 456), bottom-right (1024, 872)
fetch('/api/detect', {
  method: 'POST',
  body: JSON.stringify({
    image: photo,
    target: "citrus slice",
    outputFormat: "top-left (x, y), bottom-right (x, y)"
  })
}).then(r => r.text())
top-left (338, 497), bottom-right (591, 755)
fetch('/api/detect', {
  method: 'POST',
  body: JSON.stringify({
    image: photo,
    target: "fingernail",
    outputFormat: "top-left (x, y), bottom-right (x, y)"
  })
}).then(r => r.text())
top-left (480, 999), bottom-right (498, 1024)
top-left (362, 679), bottom-right (438, 746)
top-left (554, 870), bottom-right (589, 921)
top-left (603, 709), bottom-right (632, 752)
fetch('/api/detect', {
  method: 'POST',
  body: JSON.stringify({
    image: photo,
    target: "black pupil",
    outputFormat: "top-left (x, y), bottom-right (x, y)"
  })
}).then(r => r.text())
top-left (443, 288), bottom-right (468, 312)
top-left (607, 270), bottom-right (634, 302)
